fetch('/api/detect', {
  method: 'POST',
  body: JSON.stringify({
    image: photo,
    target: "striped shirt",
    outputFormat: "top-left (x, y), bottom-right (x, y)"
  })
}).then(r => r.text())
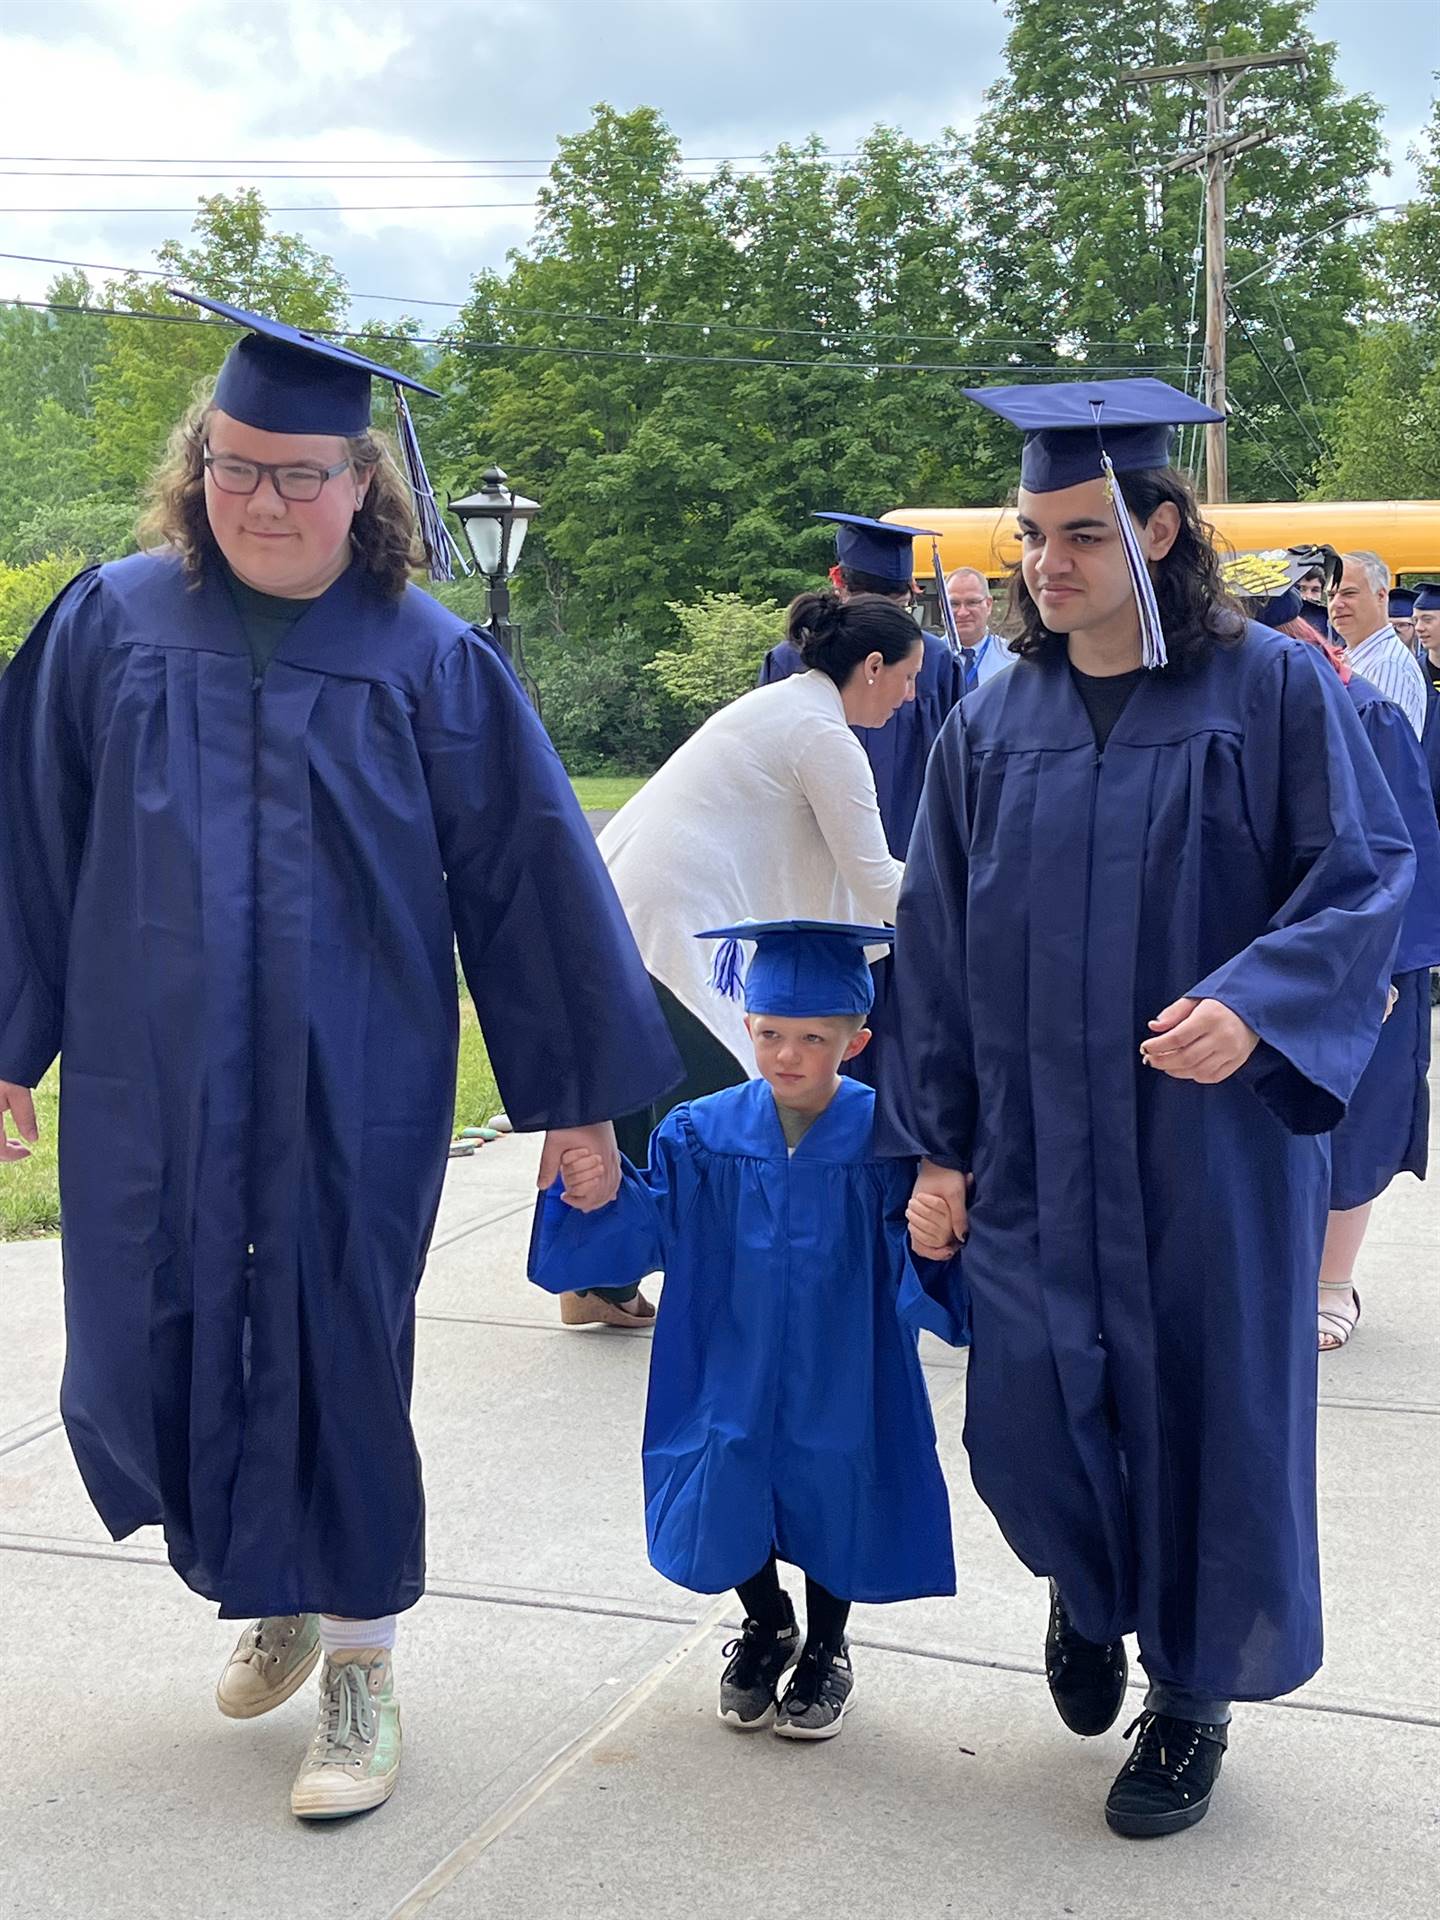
top-left (1345, 624), bottom-right (1429, 738)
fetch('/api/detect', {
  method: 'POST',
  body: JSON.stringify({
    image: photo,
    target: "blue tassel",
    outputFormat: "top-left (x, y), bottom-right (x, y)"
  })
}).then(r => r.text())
top-left (392, 388), bottom-right (468, 584)
top-left (708, 937), bottom-right (745, 1002)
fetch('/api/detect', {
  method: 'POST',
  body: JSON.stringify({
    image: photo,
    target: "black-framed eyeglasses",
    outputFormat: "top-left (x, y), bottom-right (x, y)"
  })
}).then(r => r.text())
top-left (203, 450), bottom-right (352, 503)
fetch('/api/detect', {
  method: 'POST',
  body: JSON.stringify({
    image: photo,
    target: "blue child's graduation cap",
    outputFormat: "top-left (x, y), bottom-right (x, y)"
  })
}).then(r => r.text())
top-left (1389, 586), bottom-right (1417, 621)
top-left (696, 920), bottom-right (895, 1018)
top-left (814, 511), bottom-right (939, 586)
top-left (963, 377), bottom-right (1223, 672)
top-left (171, 288), bottom-right (463, 582)
top-left (1413, 582), bottom-right (1440, 612)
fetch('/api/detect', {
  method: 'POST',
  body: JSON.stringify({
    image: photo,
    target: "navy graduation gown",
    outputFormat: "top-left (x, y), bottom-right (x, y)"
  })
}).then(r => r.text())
top-left (1329, 678), bottom-right (1440, 1209)
top-left (529, 1077), bottom-right (956, 1603)
top-left (757, 633), bottom-right (964, 859)
top-left (879, 625), bottom-right (1414, 1700)
top-left (0, 552), bottom-right (680, 1618)
top-left (1422, 682), bottom-right (1440, 821)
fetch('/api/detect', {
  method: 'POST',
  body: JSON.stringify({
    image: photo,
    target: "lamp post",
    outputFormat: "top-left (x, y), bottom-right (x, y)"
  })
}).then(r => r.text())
top-left (448, 466), bottom-right (541, 671)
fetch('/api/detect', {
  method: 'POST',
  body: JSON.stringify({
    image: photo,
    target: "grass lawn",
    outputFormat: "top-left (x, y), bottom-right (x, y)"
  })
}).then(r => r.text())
top-left (570, 774), bottom-right (646, 813)
top-left (0, 994), bottom-right (503, 1242)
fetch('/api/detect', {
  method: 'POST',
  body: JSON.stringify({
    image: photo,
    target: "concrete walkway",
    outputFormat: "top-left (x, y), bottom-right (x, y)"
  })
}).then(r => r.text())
top-left (2, 1049), bottom-right (1437, 1919)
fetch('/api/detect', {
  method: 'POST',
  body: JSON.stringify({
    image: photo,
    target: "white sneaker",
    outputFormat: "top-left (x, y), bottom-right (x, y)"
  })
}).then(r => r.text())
top-left (290, 1650), bottom-right (402, 1820)
top-left (216, 1614), bottom-right (320, 1720)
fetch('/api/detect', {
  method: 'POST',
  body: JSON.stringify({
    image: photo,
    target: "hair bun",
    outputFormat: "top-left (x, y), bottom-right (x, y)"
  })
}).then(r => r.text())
top-left (789, 589), bottom-right (845, 665)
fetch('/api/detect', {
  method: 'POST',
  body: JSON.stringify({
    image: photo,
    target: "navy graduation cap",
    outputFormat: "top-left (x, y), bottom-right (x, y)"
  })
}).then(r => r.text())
top-left (1222, 548), bottom-right (1330, 631)
top-left (814, 511), bottom-right (939, 586)
top-left (697, 919), bottom-right (895, 1018)
top-left (1389, 586), bottom-right (1417, 621)
top-left (171, 289), bottom-right (461, 581)
top-left (964, 376), bottom-right (1221, 671)
top-left (1413, 582), bottom-right (1440, 612)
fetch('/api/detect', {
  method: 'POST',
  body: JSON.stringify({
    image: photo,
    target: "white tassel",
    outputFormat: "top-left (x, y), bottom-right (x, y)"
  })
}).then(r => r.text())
top-left (1102, 451), bottom-right (1168, 671)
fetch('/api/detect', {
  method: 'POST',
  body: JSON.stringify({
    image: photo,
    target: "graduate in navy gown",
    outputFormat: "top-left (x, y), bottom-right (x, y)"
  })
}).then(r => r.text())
top-left (887, 379), bottom-right (1415, 1840)
top-left (1413, 582), bottom-right (1440, 822)
top-left (531, 921), bottom-right (957, 1743)
top-left (0, 298), bottom-right (679, 1821)
top-left (758, 514), bottom-right (964, 859)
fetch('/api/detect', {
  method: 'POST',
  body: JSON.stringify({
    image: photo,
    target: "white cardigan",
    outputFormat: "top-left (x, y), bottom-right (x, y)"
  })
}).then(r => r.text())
top-left (599, 670), bottom-right (904, 1069)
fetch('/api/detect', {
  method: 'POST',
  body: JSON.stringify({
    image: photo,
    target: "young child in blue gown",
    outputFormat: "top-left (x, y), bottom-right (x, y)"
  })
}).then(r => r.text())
top-left (529, 920), bottom-right (960, 1741)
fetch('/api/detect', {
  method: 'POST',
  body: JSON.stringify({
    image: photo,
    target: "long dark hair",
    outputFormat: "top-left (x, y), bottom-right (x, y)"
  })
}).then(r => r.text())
top-left (1005, 467), bottom-right (1243, 671)
top-left (786, 589), bottom-right (921, 688)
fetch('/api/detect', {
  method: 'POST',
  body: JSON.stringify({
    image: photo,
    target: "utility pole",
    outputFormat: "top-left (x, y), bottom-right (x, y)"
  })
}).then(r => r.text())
top-left (1122, 45), bottom-right (1306, 503)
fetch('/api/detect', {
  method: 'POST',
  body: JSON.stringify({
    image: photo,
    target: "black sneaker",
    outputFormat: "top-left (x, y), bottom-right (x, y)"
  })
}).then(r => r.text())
top-left (1045, 1581), bottom-right (1128, 1735)
top-left (1105, 1711), bottom-right (1228, 1837)
top-left (773, 1642), bottom-right (854, 1741)
top-left (718, 1616), bottom-right (801, 1730)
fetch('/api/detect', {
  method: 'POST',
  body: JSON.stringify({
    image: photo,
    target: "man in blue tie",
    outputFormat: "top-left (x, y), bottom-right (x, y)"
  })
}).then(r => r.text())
top-left (945, 567), bottom-right (1016, 693)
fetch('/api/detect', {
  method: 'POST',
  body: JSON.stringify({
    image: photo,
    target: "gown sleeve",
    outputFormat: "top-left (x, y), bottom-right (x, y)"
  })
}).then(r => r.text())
top-left (873, 710), bottom-right (977, 1169)
top-left (0, 568), bottom-right (101, 1087)
top-left (1356, 694), bottom-right (1440, 975)
top-left (1190, 645), bottom-right (1416, 1135)
top-left (415, 632), bottom-right (682, 1131)
top-left (526, 1107), bottom-right (700, 1295)
top-left (756, 641), bottom-right (802, 687)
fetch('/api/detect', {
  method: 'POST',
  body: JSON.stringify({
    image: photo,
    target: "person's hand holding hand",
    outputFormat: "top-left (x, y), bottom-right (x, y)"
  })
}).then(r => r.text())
top-left (538, 1122), bottom-right (620, 1212)
top-left (1140, 997), bottom-right (1259, 1084)
top-left (907, 1159), bottom-right (971, 1260)
top-left (0, 1082), bottom-right (37, 1164)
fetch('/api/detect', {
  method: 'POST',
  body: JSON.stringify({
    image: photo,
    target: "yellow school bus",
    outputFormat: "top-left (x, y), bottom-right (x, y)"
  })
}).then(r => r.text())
top-left (891, 501), bottom-right (1440, 580)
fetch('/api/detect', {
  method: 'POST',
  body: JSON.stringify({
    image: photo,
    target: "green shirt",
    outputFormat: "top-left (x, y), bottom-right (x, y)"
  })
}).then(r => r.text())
top-left (221, 565), bottom-right (311, 676)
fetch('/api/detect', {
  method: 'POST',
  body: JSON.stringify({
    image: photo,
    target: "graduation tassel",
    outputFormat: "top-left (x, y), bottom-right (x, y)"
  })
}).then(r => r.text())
top-left (708, 937), bottom-right (746, 1003)
top-left (1101, 451), bottom-right (1168, 671)
top-left (392, 387), bottom-right (468, 584)
top-left (932, 538), bottom-right (962, 653)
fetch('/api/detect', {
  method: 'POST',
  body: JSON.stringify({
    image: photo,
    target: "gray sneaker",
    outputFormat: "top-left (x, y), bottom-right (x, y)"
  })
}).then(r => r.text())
top-left (216, 1614), bottom-right (320, 1720)
top-left (774, 1642), bottom-right (855, 1741)
top-left (718, 1617), bottom-right (802, 1730)
top-left (290, 1650), bottom-right (402, 1820)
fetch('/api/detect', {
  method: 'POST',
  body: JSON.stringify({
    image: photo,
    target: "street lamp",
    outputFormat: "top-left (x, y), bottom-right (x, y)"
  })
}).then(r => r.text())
top-left (448, 466), bottom-right (541, 668)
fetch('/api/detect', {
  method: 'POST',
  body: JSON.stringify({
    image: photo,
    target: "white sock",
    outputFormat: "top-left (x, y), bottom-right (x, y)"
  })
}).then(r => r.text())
top-left (318, 1614), bottom-right (397, 1654)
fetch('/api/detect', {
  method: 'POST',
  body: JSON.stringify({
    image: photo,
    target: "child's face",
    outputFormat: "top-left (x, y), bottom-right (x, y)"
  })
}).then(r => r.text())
top-left (745, 1010), bottom-right (871, 1112)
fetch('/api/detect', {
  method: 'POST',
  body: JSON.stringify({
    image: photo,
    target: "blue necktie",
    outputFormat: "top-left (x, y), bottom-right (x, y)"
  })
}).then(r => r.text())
top-left (961, 646), bottom-right (978, 690)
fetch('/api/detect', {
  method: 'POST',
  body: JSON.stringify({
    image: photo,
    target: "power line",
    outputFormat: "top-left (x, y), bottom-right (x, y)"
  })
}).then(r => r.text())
top-left (0, 200), bottom-right (541, 214)
top-left (1225, 397), bottom-right (1307, 494)
top-left (0, 151), bottom-right (862, 166)
top-left (1224, 296), bottom-right (1326, 458)
top-left (0, 249), bottom-right (1198, 352)
top-left (0, 165), bottom-right (819, 181)
top-left (5, 297), bottom-right (1193, 379)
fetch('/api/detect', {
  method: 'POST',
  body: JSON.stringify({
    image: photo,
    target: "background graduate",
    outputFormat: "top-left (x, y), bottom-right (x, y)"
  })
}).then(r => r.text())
top-left (889, 378), bottom-right (1415, 1841)
top-left (0, 298), bottom-right (680, 1821)
top-left (531, 921), bottom-right (957, 1743)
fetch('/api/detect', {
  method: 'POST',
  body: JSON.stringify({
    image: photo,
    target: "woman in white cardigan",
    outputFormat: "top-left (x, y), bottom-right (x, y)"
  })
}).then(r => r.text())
top-left (559, 589), bottom-right (922, 1325)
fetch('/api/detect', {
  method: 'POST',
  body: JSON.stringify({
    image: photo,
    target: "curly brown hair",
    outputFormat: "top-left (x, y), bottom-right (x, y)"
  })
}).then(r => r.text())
top-left (1004, 467), bottom-right (1245, 672)
top-left (136, 379), bottom-right (424, 599)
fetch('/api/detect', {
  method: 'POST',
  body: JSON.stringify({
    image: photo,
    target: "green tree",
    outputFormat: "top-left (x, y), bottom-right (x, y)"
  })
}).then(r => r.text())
top-left (649, 592), bottom-right (786, 719)
top-left (1318, 96), bottom-right (1440, 498)
top-left (0, 551), bottom-right (86, 666)
top-left (967, 0), bottom-right (1385, 499)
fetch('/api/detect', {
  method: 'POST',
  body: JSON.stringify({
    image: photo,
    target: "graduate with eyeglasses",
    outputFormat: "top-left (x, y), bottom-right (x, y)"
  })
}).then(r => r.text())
top-left (0, 296), bottom-right (679, 1822)
top-left (884, 378), bottom-right (1415, 1839)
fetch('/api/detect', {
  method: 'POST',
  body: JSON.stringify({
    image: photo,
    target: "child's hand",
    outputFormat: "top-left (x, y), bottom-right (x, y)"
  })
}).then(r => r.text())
top-left (558, 1146), bottom-right (611, 1210)
top-left (539, 1122), bottom-right (620, 1211)
top-left (907, 1160), bottom-right (970, 1259)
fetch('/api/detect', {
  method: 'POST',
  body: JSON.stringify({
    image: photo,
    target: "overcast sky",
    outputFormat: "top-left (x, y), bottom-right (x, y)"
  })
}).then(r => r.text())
top-left (1, 0), bottom-right (1435, 322)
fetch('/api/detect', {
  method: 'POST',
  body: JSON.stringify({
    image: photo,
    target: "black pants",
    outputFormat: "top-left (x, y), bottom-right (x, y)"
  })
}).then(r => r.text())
top-left (736, 1550), bottom-right (851, 1654)
top-left (579, 976), bottom-right (747, 1305)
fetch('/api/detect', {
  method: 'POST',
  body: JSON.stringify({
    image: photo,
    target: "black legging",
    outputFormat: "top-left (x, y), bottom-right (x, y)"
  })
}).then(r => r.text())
top-left (578, 976), bottom-right (747, 1305)
top-left (736, 1549), bottom-right (851, 1654)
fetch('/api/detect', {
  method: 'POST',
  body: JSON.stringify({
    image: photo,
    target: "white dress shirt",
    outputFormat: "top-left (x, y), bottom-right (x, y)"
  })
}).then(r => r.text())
top-left (1345, 623), bottom-right (1429, 738)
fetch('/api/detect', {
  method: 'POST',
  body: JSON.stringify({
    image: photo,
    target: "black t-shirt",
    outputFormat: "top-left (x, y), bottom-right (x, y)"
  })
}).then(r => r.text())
top-left (1069, 664), bottom-right (1146, 752)
top-left (221, 565), bottom-right (311, 676)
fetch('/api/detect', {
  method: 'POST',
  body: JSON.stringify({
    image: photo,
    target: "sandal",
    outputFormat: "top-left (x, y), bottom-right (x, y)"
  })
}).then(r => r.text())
top-left (559, 1289), bottom-right (657, 1328)
top-left (1318, 1283), bottom-right (1361, 1352)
